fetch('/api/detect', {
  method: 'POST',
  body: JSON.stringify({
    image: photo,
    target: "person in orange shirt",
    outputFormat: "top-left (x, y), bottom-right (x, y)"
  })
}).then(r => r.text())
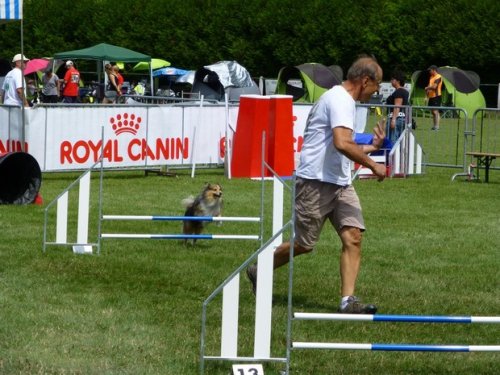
top-left (425, 65), bottom-right (443, 130)
top-left (61, 60), bottom-right (80, 103)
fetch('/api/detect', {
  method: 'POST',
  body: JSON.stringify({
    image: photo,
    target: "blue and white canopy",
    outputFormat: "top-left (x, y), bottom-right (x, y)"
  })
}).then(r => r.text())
top-left (153, 67), bottom-right (189, 78)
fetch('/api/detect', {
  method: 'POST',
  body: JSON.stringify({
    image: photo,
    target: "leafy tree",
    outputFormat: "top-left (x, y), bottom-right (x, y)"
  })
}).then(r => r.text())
top-left (0, 0), bottom-right (498, 83)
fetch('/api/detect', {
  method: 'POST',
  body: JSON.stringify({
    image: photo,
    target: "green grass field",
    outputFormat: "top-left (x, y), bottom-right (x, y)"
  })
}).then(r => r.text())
top-left (1, 164), bottom-right (499, 374)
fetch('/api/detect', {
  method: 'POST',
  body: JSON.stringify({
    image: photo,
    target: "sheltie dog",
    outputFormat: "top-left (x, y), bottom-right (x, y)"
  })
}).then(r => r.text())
top-left (181, 183), bottom-right (223, 245)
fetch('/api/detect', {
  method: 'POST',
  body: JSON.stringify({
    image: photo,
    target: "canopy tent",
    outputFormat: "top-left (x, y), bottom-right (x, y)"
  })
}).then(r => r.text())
top-left (54, 43), bottom-right (150, 62)
top-left (153, 67), bottom-right (189, 78)
top-left (191, 61), bottom-right (259, 102)
top-left (410, 66), bottom-right (486, 118)
top-left (152, 67), bottom-right (190, 96)
top-left (53, 43), bottom-right (153, 95)
top-left (176, 70), bottom-right (196, 84)
top-left (133, 58), bottom-right (170, 72)
top-left (275, 63), bottom-right (343, 103)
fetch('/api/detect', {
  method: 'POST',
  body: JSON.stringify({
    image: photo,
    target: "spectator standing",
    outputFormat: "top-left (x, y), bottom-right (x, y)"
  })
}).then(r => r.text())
top-left (61, 60), bottom-right (80, 103)
top-left (0, 54), bottom-right (30, 107)
top-left (41, 69), bottom-right (60, 103)
top-left (103, 63), bottom-right (121, 104)
top-left (113, 64), bottom-right (124, 93)
top-left (247, 56), bottom-right (386, 314)
top-left (385, 70), bottom-right (409, 143)
top-left (425, 65), bottom-right (442, 130)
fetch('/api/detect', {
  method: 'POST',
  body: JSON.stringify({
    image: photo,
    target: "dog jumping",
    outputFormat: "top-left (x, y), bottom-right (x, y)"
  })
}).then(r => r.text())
top-left (181, 183), bottom-right (223, 245)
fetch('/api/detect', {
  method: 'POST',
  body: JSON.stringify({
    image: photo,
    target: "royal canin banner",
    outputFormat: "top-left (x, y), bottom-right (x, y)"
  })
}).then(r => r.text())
top-left (0, 104), bottom-right (322, 172)
top-left (1, 104), bottom-right (368, 172)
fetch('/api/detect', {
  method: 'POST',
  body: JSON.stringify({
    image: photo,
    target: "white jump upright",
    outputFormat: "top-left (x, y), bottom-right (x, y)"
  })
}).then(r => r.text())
top-left (389, 127), bottom-right (424, 177)
top-left (254, 177), bottom-right (283, 358)
top-left (55, 192), bottom-right (68, 244)
top-left (200, 173), bottom-right (294, 373)
top-left (43, 161), bottom-right (102, 254)
top-left (76, 171), bottom-right (92, 254)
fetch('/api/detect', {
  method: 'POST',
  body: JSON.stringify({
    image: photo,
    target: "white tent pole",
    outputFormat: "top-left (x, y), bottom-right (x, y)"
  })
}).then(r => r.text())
top-left (150, 61), bottom-right (153, 96)
top-left (20, 10), bottom-right (26, 151)
top-left (224, 93), bottom-right (232, 179)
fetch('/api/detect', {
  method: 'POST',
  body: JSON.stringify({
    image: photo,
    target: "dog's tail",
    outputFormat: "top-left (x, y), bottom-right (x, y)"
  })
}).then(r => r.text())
top-left (181, 195), bottom-right (195, 208)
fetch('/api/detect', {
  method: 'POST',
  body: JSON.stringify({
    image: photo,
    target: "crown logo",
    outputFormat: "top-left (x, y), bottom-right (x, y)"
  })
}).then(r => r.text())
top-left (109, 113), bottom-right (142, 136)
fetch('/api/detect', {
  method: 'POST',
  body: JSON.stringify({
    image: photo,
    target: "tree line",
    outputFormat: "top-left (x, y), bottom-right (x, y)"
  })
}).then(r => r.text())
top-left (1, 0), bottom-right (499, 83)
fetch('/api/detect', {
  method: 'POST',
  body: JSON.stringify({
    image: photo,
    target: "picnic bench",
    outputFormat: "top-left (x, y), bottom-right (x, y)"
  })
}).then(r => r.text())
top-left (466, 152), bottom-right (500, 183)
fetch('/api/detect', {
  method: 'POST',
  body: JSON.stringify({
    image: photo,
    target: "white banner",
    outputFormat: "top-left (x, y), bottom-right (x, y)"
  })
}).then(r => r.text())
top-left (0, 102), bottom-right (381, 172)
top-left (1, 104), bottom-right (276, 171)
top-left (0, 106), bottom-right (26, 153)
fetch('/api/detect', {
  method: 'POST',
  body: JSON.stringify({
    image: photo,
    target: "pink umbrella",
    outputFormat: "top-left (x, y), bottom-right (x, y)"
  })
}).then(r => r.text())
top-left (24, 58), bottom-right (51, 75)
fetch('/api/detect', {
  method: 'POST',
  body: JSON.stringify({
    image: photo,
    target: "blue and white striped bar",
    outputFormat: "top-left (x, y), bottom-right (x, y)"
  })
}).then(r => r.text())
top-left (292, 342), bottom-right (500, 352)
top-left (103, 215), bottom-right (260, 222)
top-left (293, 313), bottom-right (500, 324)
top-left (101, 233), bottom-right (260, 240)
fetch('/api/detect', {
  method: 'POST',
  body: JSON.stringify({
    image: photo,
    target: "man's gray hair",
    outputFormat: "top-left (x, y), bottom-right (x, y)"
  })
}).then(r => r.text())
top-left (346, 56), bottom-right (380, 82)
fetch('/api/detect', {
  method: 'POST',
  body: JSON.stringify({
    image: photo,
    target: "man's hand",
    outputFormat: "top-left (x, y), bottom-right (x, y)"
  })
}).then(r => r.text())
top-left (371, 162), bottom-right (386, 182)
top-left (372, 117), bottom-right (386, 149)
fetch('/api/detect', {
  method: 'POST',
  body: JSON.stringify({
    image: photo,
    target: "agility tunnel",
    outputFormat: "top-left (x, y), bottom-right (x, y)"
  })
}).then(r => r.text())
top-left (0, 152), bottom-right (42, 204)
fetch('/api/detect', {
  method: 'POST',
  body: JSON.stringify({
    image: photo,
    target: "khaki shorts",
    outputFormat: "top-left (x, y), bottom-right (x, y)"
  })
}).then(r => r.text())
top-left (294, 177), bottom-right (365, 249)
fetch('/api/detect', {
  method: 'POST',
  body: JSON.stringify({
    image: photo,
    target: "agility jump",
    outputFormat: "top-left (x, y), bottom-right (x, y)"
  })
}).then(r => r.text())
top-left (102, 215), bottom-right (260, 222)
top-left (292, 312), bottom-right (500, 352)
top-left (100, 215), bottom-right (262, 241)
top-left (101, 234), bottom-right (260, 240)
top-left (293, 312), bottom-right (500, 323)
top-left (43, 162), bottom-right (265, 254)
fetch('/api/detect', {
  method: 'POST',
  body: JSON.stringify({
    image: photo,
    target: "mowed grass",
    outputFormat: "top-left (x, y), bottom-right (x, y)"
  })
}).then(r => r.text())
top-left (0, 165), bottom-right (499, 374)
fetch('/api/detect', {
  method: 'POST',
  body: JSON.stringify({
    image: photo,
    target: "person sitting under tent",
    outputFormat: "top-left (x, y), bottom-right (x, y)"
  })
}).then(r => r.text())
top-left (133, 80), bottom-right (146, 96)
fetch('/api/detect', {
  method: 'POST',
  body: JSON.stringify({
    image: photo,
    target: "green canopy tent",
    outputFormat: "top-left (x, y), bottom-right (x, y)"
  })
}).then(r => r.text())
top-left (275, 63), bottom-right (343, 103)
top-left (53, 43), bottom-right (153, 95)
top-left (410, 66), bottom-right (486, 118)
